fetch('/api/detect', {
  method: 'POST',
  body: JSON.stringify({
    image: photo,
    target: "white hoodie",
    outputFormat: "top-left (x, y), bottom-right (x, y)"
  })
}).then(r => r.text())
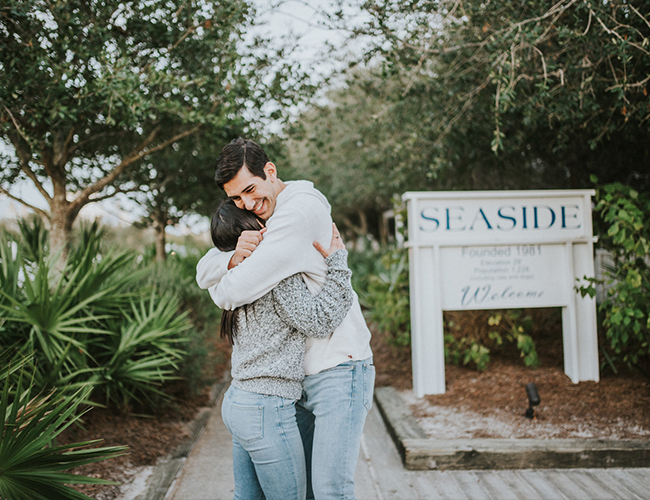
top-left (196, 180), bottom-right (372, 375)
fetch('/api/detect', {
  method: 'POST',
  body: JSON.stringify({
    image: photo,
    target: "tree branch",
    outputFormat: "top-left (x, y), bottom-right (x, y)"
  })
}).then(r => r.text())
top-left (0, 187), bottom-right (50, 220)
top-left (606, 74), bottom-right (650, 92)
top-left (72, 130), bottom-right (128, 154)
top-left (3, 106), bottom-right (31, 145)
top-left (629, 4), bottom-right (650, 30)
top-left (69, 125), bottom-right (201, 212)
top-left (169, 24), bottom-right (197, 52)
top-left (88, 185), bottom-right (141, 202)
top-left (6, 133), bottom-right (53, 203)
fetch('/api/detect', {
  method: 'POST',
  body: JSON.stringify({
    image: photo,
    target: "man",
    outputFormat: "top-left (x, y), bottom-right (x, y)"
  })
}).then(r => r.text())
top-left (196, 138), bottom-right (374, 500)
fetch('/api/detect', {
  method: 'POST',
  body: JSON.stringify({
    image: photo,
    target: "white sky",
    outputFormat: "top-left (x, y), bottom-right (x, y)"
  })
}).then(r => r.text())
top-left (0, 0), bottom-right (365, 235)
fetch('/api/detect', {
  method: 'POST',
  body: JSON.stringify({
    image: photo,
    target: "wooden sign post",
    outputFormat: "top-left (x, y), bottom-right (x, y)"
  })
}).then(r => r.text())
top-left (403, 190), bottom-right (599, 397)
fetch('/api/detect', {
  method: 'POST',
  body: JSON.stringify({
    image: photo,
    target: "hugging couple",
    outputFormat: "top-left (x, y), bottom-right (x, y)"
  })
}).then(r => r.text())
top-left (196, 138), bottom-right (375, 500)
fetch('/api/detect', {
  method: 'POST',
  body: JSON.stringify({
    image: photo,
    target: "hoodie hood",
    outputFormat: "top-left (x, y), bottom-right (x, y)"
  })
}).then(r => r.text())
top-left (276, 180), bottom-right (331, 214)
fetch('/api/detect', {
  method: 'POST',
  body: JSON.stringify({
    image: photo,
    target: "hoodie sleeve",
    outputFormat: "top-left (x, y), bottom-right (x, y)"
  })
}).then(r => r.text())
top-left (196, 248), bottom-right (235, 290)
top-left (209, 195), bottom-right (332, 310)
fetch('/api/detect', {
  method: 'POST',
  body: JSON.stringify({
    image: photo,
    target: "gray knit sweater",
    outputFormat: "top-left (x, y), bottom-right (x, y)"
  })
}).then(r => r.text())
top-left (231, 249), bottom-right (353, 399)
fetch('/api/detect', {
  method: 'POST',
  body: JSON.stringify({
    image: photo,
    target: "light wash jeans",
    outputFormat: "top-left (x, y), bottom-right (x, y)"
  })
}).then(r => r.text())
top-left (221, 385), bottom-right (306, 500)
top-left (296, 357), bottom-right (375, 500)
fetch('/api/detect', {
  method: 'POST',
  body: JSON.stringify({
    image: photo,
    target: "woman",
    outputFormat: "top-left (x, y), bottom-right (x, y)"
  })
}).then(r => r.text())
top-left (211, 199), bottom-right (353, 500)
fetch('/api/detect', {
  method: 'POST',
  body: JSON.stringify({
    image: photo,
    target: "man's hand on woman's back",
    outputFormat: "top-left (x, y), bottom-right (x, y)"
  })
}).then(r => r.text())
top-left (313, 223), bottom-right (345, 259)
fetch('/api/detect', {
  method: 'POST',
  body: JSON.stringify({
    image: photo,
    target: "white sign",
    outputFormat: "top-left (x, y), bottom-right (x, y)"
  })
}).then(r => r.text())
top-left (403, 190), bottom-right (599, 397)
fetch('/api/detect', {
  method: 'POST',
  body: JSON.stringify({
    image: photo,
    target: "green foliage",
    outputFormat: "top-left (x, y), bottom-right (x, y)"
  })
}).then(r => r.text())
top-left (16, 216), bottom-right (48, 263)
top-left (579, 182), bottom-right (650, 370)
top-left (290, 0), bottom-right (650, 214)
top-left (0, 355), bottom-right (127, 500)
top-left (353, 245), bottom-right (411, 346)
top-left (445, 311), bottom-right (540, 371)
top-left (92, 291), bottom-right (188, 410)
top-left (0, 222), bottom-right (193, 412)
top-left (138, 250), bottom-right (223, 394)
top-left (0, 0), bottom-right (315, 252)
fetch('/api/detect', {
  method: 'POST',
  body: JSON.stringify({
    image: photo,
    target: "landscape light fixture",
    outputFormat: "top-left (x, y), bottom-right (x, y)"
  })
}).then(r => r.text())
top-left (525, 382), bottom-right (540, 420)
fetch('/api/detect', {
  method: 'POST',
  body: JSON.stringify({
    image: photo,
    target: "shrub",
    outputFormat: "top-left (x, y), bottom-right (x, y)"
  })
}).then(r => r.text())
top-left (444, 310), bottom-right (540, 370)
top-left (0, 222), bottom-right (195, 412)
top-left (0, 352), bottom-right (126, 500)
top-left (137, 250), bottom-right (223, 396)
top-left (353, 245), bottom-right (411, 347)
top-left (579, 181), bottom-right (650, 373)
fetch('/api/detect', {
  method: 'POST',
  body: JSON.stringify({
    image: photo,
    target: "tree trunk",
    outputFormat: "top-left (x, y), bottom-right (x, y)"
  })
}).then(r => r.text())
top-left (152, 211), bottom-right (167, 262)
top-left (49, 199), bottom-right (74, 269)
top-left (358, 209), bottom-right (369, 235)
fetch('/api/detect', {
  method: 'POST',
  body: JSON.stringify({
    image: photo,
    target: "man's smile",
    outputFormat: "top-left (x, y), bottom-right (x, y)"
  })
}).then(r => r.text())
top-left (252, 199), bottom-right (266, 216)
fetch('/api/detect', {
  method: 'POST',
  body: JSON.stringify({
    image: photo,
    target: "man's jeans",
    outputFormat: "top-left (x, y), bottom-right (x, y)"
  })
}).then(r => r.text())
top-left (221, 385), bottom-right (306, 500)
top-left (296, 357), bottom-right (375, 500)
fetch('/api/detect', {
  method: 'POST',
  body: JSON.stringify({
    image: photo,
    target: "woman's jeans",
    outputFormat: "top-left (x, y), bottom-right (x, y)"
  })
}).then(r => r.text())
top-left (296, 357), bottom-right (375, 500)
top-left (221, 385), bottom-right (306, 500)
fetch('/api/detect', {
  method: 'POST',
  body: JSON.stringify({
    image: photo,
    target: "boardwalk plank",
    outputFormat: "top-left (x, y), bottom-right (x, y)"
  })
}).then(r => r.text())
top-left (582, 469), bottom-right (645, 500)
top-left (608, 469), bottom-right (650, 498)
top-left (539, 469), bottom-right (600, 499)
top-left (476, 471), bottom-right (542, 500)
top-left (449, 471), bottom-right (491, 500)
top-left (356, 439), bottom-right (381, 500)
top-left (514, 469), bottom-right (571, 500)
top-left (361, 404), bottom-right (419, 500)
top-left (408, 471), bottom-right (469, 500)
top-left (563, 470), bottom-right (619, 499)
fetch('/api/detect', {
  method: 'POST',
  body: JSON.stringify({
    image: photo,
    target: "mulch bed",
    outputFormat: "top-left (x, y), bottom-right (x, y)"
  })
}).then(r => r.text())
top-left (370, 314), bottom-right (650, 440)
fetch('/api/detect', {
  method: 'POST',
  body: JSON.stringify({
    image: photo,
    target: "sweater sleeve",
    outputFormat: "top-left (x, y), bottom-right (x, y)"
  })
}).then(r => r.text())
top-left (210, 197), bottom-right (331, 310)
top-left (272, 250), bottom-right (353, 339)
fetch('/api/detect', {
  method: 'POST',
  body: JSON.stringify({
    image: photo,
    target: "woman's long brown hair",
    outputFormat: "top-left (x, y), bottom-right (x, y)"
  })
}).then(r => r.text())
top-left (210, 199), bottom-right (265, 345)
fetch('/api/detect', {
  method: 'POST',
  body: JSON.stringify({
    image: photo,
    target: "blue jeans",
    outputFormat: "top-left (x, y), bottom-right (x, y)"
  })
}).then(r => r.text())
top-left (221, 385), bottom-right (306, 500)
top-left (296, 358), bottom-right (375, 500)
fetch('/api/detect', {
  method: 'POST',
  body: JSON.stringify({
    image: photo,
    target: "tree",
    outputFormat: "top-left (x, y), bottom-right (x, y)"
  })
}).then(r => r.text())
top-left (129, 129), bottom-right (238, 261)
top-left (336, 0), bottom-right (650, 193)
top-left (286, 68), bottom-right (434, 241)
top-left (0, 0), bottom-right (308, 260)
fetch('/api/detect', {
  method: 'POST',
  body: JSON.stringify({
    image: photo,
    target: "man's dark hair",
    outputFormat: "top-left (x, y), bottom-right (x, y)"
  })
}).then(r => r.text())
top-left (214, 138), bottom-right (270, 189)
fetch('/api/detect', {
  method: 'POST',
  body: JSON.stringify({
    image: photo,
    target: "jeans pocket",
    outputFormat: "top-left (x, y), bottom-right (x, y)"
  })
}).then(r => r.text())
top-left (363, 364), bottom-right (376, 411)
top-left (230, 403), bottom-right (264, 443)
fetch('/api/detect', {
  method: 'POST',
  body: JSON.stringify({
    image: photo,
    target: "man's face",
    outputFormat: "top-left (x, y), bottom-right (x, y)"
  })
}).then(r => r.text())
top-left (223, 163), bottom-right (279, 220)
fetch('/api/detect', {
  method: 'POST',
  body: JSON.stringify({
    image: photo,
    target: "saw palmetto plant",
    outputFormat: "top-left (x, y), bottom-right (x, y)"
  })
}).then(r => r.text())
top-left (0, 353), bottom-right (127, 500)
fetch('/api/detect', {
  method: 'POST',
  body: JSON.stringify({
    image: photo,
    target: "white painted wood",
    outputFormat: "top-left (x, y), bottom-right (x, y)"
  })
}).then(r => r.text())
top-left (410, 245), bottom-right (444, 396)
top-left (574, 241), bottom-right (600, 381)
top-left (562, 242), bottom-right (580, 383)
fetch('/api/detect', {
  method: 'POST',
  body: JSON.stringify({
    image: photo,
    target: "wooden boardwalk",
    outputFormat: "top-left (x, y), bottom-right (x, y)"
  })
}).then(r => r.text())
top-left (359, 405), bottom-right (650, 499)
top-left (166, 388), bottom-right (650, 500)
